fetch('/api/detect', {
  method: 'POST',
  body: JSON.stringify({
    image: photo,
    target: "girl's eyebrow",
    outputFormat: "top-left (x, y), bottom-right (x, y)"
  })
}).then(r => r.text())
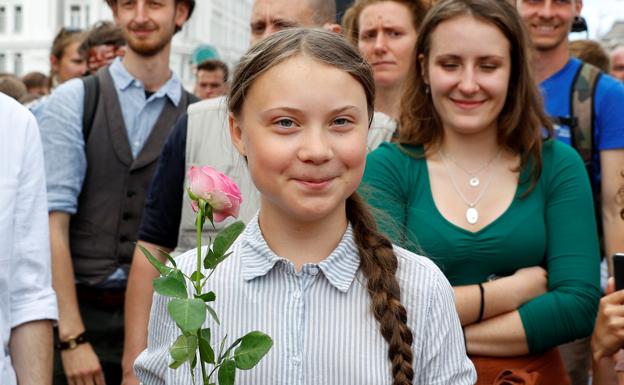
top-left (261, 105), bottom-right (362, 115)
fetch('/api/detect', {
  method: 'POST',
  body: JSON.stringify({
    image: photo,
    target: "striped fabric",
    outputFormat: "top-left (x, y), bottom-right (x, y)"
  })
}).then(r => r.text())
top-left (135, 215), bottom-right (476, 384)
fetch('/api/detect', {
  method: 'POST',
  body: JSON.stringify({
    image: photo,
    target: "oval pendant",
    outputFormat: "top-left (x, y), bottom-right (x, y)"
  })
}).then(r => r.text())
top-left (469, 177), bottom-right (480, 187)
top-left (466, 207), bottom-right (479, 224)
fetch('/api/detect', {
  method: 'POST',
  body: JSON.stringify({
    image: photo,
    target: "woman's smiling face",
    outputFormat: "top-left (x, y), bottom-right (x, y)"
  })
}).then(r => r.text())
top-left (424, 14), bottom-right (511, 137)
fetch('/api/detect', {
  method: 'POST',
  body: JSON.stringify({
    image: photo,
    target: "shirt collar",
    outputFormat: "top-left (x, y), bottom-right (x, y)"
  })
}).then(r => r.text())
top-left (108, 57), bottom-right (182, 106)
top-left (240, 215), bottom-right (361, 293)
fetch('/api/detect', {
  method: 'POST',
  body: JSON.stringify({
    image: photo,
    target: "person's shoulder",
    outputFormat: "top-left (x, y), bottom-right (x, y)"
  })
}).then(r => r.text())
top-left (0, 91), bottom-right (29, 116)
top-left (187, 96), bottom-right (227, 115)
top-left (595, 71), bottom-right (624, 100)
top-left (393, 245), bottom-right (448, 292)
top-left (541, 139), bottom-right (586, 178)
top-left (368, 142), bottom-right (424, 163)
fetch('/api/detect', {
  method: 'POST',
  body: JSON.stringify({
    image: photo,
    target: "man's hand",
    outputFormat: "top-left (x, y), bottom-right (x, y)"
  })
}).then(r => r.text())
top-left (61, 343), bottom-right (106, 385)
top-left (593, 278), bottom-right (624, 362)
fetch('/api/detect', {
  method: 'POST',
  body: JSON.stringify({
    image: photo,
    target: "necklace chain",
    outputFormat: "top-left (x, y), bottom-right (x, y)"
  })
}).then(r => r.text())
top-left (440, 148), bottom-right (502, 179)
top-left (441, 151), bottom-right (500, 208)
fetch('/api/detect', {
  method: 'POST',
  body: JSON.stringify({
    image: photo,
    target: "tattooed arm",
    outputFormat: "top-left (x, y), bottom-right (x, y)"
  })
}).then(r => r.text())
top-left (601, 149), bottom-right (624, 274)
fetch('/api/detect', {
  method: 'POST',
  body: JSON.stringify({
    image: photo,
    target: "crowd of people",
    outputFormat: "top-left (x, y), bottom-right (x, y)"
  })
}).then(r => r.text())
top-left (1, 0), bottom-right (624, 384)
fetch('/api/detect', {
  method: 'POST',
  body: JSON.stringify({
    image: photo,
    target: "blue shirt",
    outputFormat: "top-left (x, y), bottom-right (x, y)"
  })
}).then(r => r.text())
top-left (37, 57), bottom-right (183, 214)
top-left (135, 215), bottom-right (476, 384)
top-left (540, 57), bottom-right (624, 185)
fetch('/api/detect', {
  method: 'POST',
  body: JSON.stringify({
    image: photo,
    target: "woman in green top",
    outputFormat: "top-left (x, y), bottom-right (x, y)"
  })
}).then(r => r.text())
top-left (361, 0), bottom-right (600, 382)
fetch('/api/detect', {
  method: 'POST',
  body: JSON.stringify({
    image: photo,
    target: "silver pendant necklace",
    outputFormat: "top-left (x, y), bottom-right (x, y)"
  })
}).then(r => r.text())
top-left (440, 151), bottom-right (499, 225)
top-left (441, 149), bottom-right (502, 188)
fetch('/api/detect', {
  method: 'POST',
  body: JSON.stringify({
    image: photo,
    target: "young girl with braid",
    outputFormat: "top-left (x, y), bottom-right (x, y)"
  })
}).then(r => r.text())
top-left (134, 28), bottom-right (475, 384)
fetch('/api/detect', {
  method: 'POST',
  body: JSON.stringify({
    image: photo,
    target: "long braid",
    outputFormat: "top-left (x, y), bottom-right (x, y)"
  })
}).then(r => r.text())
top-left (346, 193), bottom-right (414, 385)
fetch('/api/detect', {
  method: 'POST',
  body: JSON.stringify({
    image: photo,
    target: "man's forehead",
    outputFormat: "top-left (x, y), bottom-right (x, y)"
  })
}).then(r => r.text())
top-left (251, 0), bottom-right (314, 25)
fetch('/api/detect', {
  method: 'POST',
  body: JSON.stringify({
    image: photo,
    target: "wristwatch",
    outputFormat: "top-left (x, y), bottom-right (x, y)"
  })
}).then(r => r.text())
top-left (55, 331), bottom-right (87, 351)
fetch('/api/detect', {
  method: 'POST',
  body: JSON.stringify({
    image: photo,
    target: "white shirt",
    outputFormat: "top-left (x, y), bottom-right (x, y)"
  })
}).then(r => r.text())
top-left (135, 215), bottom-right (476, 384)
top-left (0, 93), bottom-right (58, 385)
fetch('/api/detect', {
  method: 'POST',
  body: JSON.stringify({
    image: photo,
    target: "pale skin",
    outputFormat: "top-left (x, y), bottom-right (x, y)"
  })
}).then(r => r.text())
top-left (10, 320), bottom-right (54, 385)
top-left (422, 15), bottom-right (550, 355)
top-left (516, 1), bottom-right (624, 273)
top-left (592, 278), bottom-right (623, 385)
top-left (356, 1), bottom-right (417, 120)
top-left (49, 1), bottom-right (190, 385)
top-left (121, 1), bottom-right (338, 383)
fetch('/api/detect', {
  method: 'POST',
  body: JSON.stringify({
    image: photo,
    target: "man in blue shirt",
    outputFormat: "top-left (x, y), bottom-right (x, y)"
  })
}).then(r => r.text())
top-left (37, 1), bottom-right (196, 384)
top-left (517, 1), bottom-right (624, 384)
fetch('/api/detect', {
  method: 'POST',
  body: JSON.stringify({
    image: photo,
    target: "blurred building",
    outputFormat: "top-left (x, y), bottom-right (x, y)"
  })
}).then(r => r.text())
top-left (602, 21), bottom-right (624, 49)
top-left (0, 0), bottom-right (252, 88)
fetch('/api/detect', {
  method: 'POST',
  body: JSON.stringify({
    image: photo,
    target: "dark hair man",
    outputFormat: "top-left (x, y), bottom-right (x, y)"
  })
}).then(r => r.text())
top-left (516, 1), bottom-right (624, 384)
top-left (37, 1), bottom-right (196, 384)
top-left (122, 1), bottom-right (340, 384)
top-left (194, 59), bottom-right (229, 100)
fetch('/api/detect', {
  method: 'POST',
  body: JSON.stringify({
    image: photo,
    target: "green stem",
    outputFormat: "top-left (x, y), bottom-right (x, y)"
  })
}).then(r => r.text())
top-left (196, 208), bottom-right (203, 292)
top-left (198, 332), bottom-right (208, 384)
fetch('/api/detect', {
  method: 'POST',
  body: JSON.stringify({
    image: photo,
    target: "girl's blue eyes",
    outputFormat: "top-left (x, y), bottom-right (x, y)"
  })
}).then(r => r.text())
top-left (276, 118), bottom-right (295, 128)
top-left (273, 118), bottom-right (353, 129)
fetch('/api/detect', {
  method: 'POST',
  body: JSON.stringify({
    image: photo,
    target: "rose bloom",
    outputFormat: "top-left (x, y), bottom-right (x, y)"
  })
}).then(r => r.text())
top-left (188, 166), bottom-right (242, 222)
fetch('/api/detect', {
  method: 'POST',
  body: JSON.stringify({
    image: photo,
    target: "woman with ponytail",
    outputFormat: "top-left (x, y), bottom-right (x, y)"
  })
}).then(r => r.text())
top-left (135, 28), bottom-right (475, 384)
top-left (362, 0), bottom-right (600, 383)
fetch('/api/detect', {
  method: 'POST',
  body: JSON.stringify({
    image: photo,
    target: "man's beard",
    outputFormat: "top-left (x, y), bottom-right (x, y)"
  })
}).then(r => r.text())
top-left (124, 22), bottom-right (174, 57)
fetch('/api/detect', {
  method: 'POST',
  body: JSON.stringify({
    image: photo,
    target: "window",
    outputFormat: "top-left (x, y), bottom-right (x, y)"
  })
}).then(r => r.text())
top-left (14, 6), bottom-right (22, 33)
top-left (0, 7), bottom-right (6, 33)
top-left (0, 54), bottom-right (6, 72)
top-left (85, 5), bottom-right (90, 27)
top-left (70, 5), bottom-right (81, 29)
top-left (14, 53), bottom-right (22, 76)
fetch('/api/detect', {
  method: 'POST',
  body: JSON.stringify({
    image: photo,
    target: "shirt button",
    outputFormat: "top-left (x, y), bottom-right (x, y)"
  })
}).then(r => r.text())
top-left (293, 290), bottom-right (301, 299)
top-left (309, 266), bottom-right (319, 275)
top-left (122, 212), bottom-right (131, 220)
top-left (292, 355), bottom-right (301, 365)
top-left (126, 190), bottom-right (136, 198)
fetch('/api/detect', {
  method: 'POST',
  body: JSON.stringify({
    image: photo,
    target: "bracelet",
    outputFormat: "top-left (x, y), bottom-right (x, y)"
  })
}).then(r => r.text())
top-left (55, 332), bottom-right (87, 351)
top-left (477, 283), bottom-right (485, 323)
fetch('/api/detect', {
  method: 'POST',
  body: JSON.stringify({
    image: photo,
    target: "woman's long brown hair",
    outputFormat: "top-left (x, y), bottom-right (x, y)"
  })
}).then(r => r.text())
top-left (228, 28), bottom-right (414, 385)
top-left (400, 0), bottom-right (554, 191)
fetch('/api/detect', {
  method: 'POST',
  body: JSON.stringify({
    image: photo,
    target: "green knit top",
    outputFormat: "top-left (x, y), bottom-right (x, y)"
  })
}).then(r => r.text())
top-left (361, 139), bottom-right (600, 353)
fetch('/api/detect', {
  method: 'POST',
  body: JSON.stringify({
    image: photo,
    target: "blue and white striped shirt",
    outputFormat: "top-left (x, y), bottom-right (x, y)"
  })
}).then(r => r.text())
top-left (135, 216), bottom-right (476, 384)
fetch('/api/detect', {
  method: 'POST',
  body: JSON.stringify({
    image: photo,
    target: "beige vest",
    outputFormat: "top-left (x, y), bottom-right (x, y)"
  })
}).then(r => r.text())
top-left (173, 97), bottom-right (261, 255)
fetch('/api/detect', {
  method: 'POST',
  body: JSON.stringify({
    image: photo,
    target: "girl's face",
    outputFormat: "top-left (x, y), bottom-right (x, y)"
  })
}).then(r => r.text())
top-left (423, 15), bottom-right (511, 137)
top-left (357, 1), bottom-right (417, 90)
top-left (57, 41), bottom-right (87, 83)
top-left (230, 55), bottom-right (369, 224)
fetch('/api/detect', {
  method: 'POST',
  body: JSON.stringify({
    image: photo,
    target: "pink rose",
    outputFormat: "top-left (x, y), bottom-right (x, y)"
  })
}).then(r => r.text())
top-left (187, 166), bottom-right (242, 223)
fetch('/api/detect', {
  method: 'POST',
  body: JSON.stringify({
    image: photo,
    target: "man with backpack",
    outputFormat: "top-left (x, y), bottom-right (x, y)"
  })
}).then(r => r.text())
top-left (37, 1), bottom-right (196, 384)
top-left (516, 1), bottom-right (624, 384)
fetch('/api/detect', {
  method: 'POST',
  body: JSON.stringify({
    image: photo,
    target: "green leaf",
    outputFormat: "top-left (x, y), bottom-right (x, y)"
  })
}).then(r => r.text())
top-left (234, 331), bottom-right (273, 370)
top-left (169, 359), bottom-right (185, 369)
top-left (218, 359), bottom-right (236, 385)
top-left (169, 334), bottom-right (198, 366)
top-left (195, 291), bottom-right (216, 302)
top-left (153, 274), bottom-right (187, 299)
top-left (199, 329), bottom-right (215, 364)
top-left (221, 337), bottom-right (242, 361)
top-left (213, 221), bottom-right (245, 257)
top-left (158, 249), bottom-right (177, 269)
top-left (190, 271), bottom-right (205, 282)
top-left (204, 252), bottom-right (233, 270)
top-left (168, 298), bottom-right (206, 333)
top-left (206, 304), bottom-right (220, 325)
top-left (138, 244), bottom-right (172, 276)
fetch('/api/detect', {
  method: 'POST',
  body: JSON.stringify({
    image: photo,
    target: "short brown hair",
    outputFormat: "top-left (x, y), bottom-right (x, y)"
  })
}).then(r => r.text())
top-left (78, 21), bottom-right (126, 56)
top-left (196, 59), bottom-right (229, 83)
top-left (342, 0), bottom-right (429, 46)
top-left (569, 39), bottom-right (610, 73)
top-left (21, 71), bottom-right (49, 90)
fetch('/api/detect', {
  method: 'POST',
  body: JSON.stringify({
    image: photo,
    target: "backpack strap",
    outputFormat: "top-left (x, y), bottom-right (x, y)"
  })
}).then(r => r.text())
top-left (569, 62), bottom-right (602, 170)
top-left (81, 74), bottom-right (100, 143)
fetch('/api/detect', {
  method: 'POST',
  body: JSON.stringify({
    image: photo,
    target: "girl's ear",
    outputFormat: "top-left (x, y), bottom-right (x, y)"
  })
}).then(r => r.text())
top-left (229, 113), bottom-right (246, 156)
top-left (418, 53), bottom-right (428, 84)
